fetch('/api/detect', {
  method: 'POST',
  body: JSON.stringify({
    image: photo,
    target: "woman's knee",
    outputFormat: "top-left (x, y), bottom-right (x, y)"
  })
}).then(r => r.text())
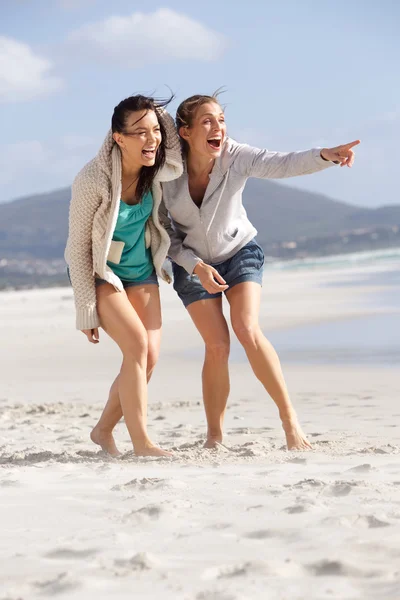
top-left (232, 321), bottom-right (261, 348)
top-left (146, 342), bottom-right (160, 375)
top-left (122, 333), bottom-right (148, 365)
top-left (204, 339), bottom-right (230, 363)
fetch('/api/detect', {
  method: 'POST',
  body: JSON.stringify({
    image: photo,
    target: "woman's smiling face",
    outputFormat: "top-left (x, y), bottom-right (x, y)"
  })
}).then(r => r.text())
top-left (179, 102), bottom-right (227, 159)
top-left (113, 109), bottom-right (162, 168)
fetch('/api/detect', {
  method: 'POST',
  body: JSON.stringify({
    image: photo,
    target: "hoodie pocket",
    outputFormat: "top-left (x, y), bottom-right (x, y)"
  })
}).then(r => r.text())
top-left (223, 226), bottom-right (239, 242)
top-left (107, 240), bottom-right (125, 264)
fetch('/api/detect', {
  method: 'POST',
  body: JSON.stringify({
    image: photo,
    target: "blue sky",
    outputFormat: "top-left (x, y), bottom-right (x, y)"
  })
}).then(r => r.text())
top-left (0, 0), bottom-right (398, 207)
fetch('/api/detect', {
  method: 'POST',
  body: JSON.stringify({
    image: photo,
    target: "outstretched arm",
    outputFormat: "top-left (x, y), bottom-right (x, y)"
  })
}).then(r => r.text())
top-left (231, 139), bottom-right (360, 179)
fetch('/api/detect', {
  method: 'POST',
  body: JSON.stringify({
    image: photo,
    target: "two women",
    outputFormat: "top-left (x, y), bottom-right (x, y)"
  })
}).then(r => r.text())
top-left (160, 92), bottom-right (359, 450)
top-left (65, 95), bottom-right (182, 457)
top-left (66, 91), bottom-right (358, 455)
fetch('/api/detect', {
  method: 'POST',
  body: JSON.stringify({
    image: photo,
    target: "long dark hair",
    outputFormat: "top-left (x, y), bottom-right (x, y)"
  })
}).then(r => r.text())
top-left (112, 94), bottom-right (173, 201)
top-left (176, 88), bottom-right (225, 155)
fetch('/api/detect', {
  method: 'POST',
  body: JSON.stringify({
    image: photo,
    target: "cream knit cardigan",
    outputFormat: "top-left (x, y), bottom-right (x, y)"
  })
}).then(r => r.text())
top-left (64, 111), bottom-right (183, 330)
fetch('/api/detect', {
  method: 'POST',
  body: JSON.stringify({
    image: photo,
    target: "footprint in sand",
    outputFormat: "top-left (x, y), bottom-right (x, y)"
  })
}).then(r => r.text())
top-left (284, 504), bottom-right (307, 514)
top-left (293, 478), bottom-right (326, 489)
top-left (307, 559), bottom-right (381, 578)
top-left (33, 572), bottom-right (81, 595)
top-left (174, 441), bottom-right (203, 451)
top-left (45, 548), bottom-right (99, 560)
top-left (114, 552), bottom-right (160, 572)
top-left (244, 529), bottom-right (275, 539)
top-left (326, 482), bottom-right (357, 497)
top-left (203, 559), bottom-right (304, 581)
top-left (0, 478), bottom-right (20, 487)
top-left (122, 504), bottom-right (163, 523)
top-left (111, 477), bottom-right (164, 491)
top-left (346, 463), bottom-right (373, 473)
top-left (355, 515), bottom-right (391, 528)
top-left (204, 562), bottom-right (255, 580)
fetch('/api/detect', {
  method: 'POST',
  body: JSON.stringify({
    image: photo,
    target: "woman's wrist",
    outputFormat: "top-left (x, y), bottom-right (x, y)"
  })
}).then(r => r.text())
top-left (320, 148), bottom-right (340, 164)
top-left (193, 261), bottom-right (205, 275)
top-left (320, 149), bottom-right (328, 161)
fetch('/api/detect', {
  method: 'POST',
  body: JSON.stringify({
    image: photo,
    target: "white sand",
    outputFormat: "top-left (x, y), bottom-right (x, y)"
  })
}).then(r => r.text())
top-left (1, 263), bottom-right (400, 600)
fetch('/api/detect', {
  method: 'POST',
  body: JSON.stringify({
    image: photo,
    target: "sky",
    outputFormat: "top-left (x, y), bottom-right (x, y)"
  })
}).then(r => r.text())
top-left (0, 0), bottom-right (399, 207)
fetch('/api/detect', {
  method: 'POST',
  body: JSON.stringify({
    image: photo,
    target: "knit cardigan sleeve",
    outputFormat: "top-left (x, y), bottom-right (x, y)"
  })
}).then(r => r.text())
top-left (157, 109), bottom-right (183, 181)
top-left (67, 164), bottom-right (102, 330)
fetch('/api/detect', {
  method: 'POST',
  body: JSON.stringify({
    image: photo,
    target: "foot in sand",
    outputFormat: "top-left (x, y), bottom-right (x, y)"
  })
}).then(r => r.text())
top-left (133, 442), bottom-right (173, 458)
top-left (90, 426), bottom-right (121, 457)
top-left (282, 419), bottom-right (313, 451)
top-left (204, 432), bottom-right (223, 449)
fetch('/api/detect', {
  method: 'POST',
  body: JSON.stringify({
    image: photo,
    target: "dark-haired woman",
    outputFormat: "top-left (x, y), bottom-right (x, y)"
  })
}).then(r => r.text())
top-left (160, 92), bottom-right (359, 451)
top-left (65, 95), bottom-right (182, 457)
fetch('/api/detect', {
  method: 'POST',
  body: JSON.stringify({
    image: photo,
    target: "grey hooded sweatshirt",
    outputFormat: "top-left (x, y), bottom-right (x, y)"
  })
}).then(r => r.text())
top-left (160, 137), bottom-right (335, 274)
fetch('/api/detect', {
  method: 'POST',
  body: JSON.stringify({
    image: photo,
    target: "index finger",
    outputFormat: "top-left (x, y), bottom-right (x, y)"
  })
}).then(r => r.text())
top-left (342, 139), bottom-right (360, 149)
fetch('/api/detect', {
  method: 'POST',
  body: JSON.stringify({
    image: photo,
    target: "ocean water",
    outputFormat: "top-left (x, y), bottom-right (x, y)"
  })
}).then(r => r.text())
top-left (249, 248), bottom-right (400, 367)
top-left (264, 313), bottom-right (400, 367)
top-left (268, 247), bottom-right (400, 273)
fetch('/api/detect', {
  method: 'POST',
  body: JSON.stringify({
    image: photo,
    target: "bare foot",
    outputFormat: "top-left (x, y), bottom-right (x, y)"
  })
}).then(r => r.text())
top-left (90, 426), bottom-right (121, 457)
top-left (204, 435), bottom-right (223, 449)
top-left (282, 419), bottom-right (313, 451)
top-left (204, 439), bottom-right (220, 449)
top-left (134, 443), bottom-right (173, 457)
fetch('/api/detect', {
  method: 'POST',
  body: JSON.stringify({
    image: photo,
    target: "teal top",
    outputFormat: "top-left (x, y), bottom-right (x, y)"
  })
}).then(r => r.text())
top-left (107, 191), bottom-right (154, 282)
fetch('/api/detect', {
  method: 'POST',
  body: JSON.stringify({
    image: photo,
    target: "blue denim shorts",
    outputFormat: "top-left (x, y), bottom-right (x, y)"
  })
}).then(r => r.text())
top-left (67, 268), bottom-right (158, 288)
top-left (95, 270), bottom-right (158, 288)
top-left (172, 238), bottom-right (264, 308)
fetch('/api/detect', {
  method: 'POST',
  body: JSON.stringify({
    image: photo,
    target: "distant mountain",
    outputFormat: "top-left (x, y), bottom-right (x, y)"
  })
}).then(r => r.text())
top-left (243, 179), bottom-right (400, 246)
top-left (0, 188), bottom-right (70, 259)
top-left (0, 180), bottom-right (399, 273)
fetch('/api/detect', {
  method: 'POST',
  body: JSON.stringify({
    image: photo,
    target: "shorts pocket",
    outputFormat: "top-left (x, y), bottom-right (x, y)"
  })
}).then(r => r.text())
top-left (253, 241), bottom-right (265, 268)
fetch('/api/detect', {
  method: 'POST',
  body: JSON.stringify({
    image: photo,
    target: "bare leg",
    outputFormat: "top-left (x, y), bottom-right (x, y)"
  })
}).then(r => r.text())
top-left (91, 284), bottom-right (162, 456)
top-left (90, 283), bottom-right (170, 457)
top-left (90, 376), bottom-right (121, 456)
top-left (187, 298), bottom-right (230, 447)
top-left (226, 282), bottom-right (312, 450)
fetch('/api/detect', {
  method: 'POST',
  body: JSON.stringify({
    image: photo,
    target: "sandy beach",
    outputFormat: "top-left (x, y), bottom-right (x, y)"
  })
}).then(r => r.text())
top-left (1, 255), bottom-right (400, 600)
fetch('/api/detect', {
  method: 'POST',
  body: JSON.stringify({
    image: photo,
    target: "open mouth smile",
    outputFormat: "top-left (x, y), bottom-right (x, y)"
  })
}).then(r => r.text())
top-left (142, 147), bottom-right (156, 158)
top-left (207, 138), bottom-right (222, 150)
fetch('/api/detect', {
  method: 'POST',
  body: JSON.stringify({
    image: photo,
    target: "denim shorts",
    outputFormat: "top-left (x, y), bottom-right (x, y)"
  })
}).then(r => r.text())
top-left (95, 270), bottom-right (158, 288)
top-left (172, 238), bottom-right (264, 308)
top-left (67, 268), bottom-right (158, 288)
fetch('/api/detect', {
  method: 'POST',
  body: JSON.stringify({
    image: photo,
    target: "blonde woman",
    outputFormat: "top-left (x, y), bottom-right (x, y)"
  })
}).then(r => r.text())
top-left (160, 92), bottom-right (359, 450)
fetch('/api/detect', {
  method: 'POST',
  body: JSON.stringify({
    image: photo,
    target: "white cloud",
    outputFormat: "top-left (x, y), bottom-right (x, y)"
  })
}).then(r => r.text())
top-left (0, 135), bottom-right (100, 202)
top-left (66, 9), bottom-right (227, 67)
top-left (0, 36), bottom-right (63, 103)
